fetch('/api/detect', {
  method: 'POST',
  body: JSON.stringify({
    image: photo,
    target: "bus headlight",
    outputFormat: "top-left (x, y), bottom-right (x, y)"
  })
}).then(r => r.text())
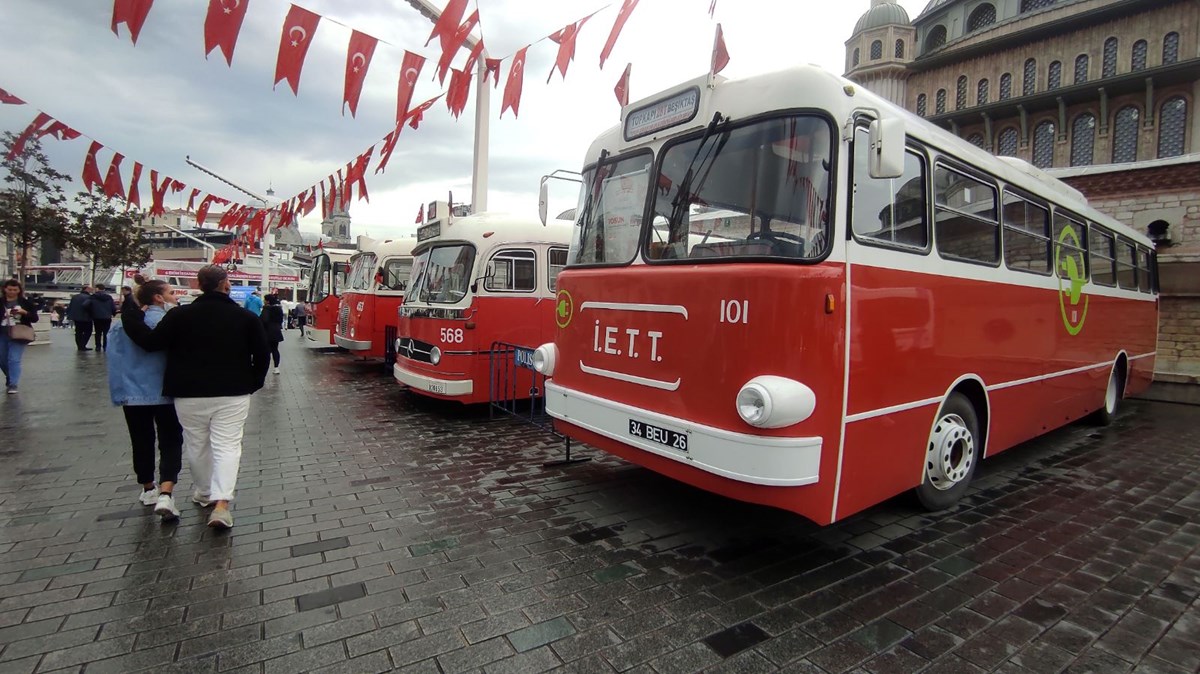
top-left (735, 376), bottom-right (816, 429)
top-left (532, 343), bottom-right (557, 376)
top-left (429, 346), bottom-right (442, 365)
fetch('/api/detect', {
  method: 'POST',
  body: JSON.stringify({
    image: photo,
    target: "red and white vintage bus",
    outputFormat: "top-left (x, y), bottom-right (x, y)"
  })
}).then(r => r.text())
top-left (393, 212), bottom-right (573, 404)
top-left (333, 238), bottom-right (417, 360)
top-left (533, 66), bottom-right (1158, 524)
top-left (303, 248), bottom-right (353, 348)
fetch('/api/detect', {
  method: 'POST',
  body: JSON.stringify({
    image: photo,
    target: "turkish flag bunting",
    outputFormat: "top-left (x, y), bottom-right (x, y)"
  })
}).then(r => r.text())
top-left (217, 204), bottom-right (242, 229)
top-left (446, 68), bottom-right (471, 119)
top-left (396, 50), bottom-right (426, 123)
top-left (319, 181), bottom-right (328, 220)
top-left (346, 147), bottom-right (373, 203)
top-left (41, 121), bottom-right (81, 142)
top-left (102, 153), bottom-right (127, 201)
top-left (0, 88), bottom-right (24, 105)
top-left (336, 169), bottom-right (348, 210)
top-left (463, 40), bottom-right (485, 76)
top-left (148, 170), bottom-right (171, 215)
top-left (405, 94), bottom-right (443, 130)
top-left (548, 17), bottom-right (590, 83)
top-left (600, 0), bottom-right (639, 69)
top-left (415, 206), bottom-right (423, 224)
top-left (436, 10), bottom-right (479, 85)
top-left (614, 63), bottom-right (631, 107)
top-left (300, 186), bottom-right (317, 215)
top-left (128, 162), bottom-right (143, 209)
top-left (247, 210), bottom-right (267, 246)
top-left (424, 0), bottom-right (468, 48)
top-left (375, 124), bottom-right (402, 175)
top-left (234, 204), bottom-right (254, 229)
top-left (274, 4), bottom-right (321, 95)
top-left (484, 58), bottom-right (502, 87)
top-left (195, 194), bottom-right (226, 225)
top-left (111, 0), bottom-right (155, 45)
top-left (712, 23), bottom-right (729, 75)
top-left (501, 47), bottom-right (528, 119)
top-left (343, 30), bottom-right (378, 117)
top-left (7, 113), bottom-right (51, 160)
top-left (204, 0), bottom-right (251, 66)
top-left (327, 174), bottom-right (339, 213)
top-left (82, 142), bottom-right (106, 193)
top-left (186, 188), bottom-right (200, 212)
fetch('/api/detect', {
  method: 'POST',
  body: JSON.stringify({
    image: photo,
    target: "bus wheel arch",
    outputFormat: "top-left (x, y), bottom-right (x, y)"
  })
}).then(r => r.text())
top-left (1091, 352), bottom-right (1128, 427)
top-left (916, 379), bottom-right (988, 511)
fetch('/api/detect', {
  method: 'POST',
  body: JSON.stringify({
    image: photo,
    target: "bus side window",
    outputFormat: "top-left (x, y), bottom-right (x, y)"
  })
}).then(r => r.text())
top-left (1116, 238), bottom-right (1138, 290)
top-left (485, 250), bottom-right (537, 292)
top-left (548, 248), bottom-right (568, 292)
top-left (1089, 226), bottom-right (1116, 287)
top-left (851, 128), bottom-right (929, 251)
top-left (1001, 192), bottom-right (1051, 275)
top-left (1135, 246), bottom-right (1152, 293)
top-left (1053, 212), bottom-right (1088, 282)
top-left (933, 164), bottom-right (1000, 265)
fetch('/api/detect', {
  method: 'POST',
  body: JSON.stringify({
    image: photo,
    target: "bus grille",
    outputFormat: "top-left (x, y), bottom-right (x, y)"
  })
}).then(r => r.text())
top-left (337, 303), bottom-right (350, 336)
top-left (396, 337), bottom-right (435, 363)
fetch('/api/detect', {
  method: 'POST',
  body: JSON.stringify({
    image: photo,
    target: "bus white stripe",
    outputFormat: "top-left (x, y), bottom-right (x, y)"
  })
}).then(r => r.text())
top-left (579, 301), bottom-right (690, 319)
top-left (579, 362), bottom-right (682, 391)
top-left (831, 261), bottom-right (853, 523)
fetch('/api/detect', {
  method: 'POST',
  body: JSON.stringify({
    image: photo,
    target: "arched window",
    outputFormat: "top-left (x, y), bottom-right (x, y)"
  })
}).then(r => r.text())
top-left (1032, 121), bottom-right (1055, 168)
top-left (917, 94), bottom-right (927, 116)
top-left (1131, 40), bottom-right (1147, 71)
top-left (1020, 0), bottom-right (1055, 12)
top-left (1158, 97), bottom-right (1187, 158)
top-left (977, 79), bottom-right (990, 105)
top-left (1103, 37), bottom-right (1118, 77)
top-left (1163, 32), bottom-right (1180, 65)
top-left (895, 39), bottom-right (905, 58)
top-left (968, 4), bottom-right (996, 31)
top-left (853, 48), bottom-right (860, 67)
top-left (1023, 58), bottom-right (1037, 96)
top-left (1074, 54), bottom-right (1089, 83)
top-left (1112, 106), bottom-right (1139, 163)
top-left (1048, 61), bottom-right (1062, 89)
top-left (1071, 114), bottom-right (1095, 166)
top-left (999, 73), bottom-right (1012, 100)
top-left (935, 89), bottom-right (947, 114)
top-left (967, 133), bottom-right (985, 148)
top-left (956, 76), bottom-right (968, 109)
top-left (926, 25), bottom-right (947, 52)
top-left (871, 40), bottom-right (883, 60)
top-left (997, 128), bottom-right (1018, 156)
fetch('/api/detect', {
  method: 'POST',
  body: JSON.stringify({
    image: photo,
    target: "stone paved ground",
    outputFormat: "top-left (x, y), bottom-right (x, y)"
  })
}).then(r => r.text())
top-left (0, 329), bottom-right (1197, 674)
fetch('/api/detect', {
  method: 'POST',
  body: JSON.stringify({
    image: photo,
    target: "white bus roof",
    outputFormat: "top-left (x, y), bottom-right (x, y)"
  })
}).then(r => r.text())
top-left (413, 211), bottom-right (572, 254)
top-left (353, 237), bottom-right (417, 260)
top-left (586, 64), bottom-right (1150, 248)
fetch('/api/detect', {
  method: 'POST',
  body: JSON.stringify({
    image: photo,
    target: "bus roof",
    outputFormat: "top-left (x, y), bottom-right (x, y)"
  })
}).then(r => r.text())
top-left (352, 237), bottom-right (417, 260)
top-left (413, 211), bottom-right (572, 254)
top-left (587, 64), bottom-right (1150, 247)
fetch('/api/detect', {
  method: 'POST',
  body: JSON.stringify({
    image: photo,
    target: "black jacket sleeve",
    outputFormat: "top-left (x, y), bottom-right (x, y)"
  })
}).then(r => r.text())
top-left (247, 313), bottom-right (270, 390)
top-left (19, 298), bottom-right (38, 325)
top-left (121, 303), bottom-right (172, 352)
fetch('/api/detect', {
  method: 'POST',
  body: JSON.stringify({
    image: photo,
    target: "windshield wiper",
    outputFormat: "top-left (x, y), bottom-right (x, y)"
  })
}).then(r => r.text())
top-left (667, 112), bottom-right (728, 234)
top-left (575, 149), bottom-right (610, 263)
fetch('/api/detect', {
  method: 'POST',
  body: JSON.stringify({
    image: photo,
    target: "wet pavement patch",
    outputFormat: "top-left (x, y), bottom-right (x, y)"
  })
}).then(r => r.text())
top-left (409, 537), bottom-right (458, 557)
top-left (348, 476), bottom-right (395, 487)
top-left (291, 537), bottom-right (350, 557)
top-left (296, 582), bottom-right (367, 611)
top-left (17, 466), bottom-right (68, 475)
top-left (569, 526), bottom-right (618, 544)
top-left (94, 508), bottom-right (155, 521)
top-left (507, 617), bottom-right (576, 652)
top-left (703, 621), bottom-right (770, 658)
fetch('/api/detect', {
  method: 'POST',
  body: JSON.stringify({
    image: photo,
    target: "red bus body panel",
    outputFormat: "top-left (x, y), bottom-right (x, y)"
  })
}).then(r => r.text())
top-left (334, 290), bottom-right (404, 360)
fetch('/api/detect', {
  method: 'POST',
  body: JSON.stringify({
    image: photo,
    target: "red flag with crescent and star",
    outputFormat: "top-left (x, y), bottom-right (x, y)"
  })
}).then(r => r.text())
top-left (484, 58), bottom-right (502, 88)
top-left (127, 162), bottom-right (143, 209)
top-left (346, 147), bottom-right (373, 203)
top-left (196, 194), bottom-right (229, 225)
top-left (396, 50), bottom-right (426, 123)
top-left (274, 4), bottom-right (321, 95)
top-left (600, 0), bottom-right (639, 69)
top-left (375, 124), bottom-right (401, 175)
top-left (343, 30), bottom-right (378, 117)
top-left (0, 88), bottom-right (24, 105)
top-left (415, 206), bottom-right (424, 225)
top-left (82, 142), bottom-right (106, 193)
top-left (42, 121), bottom-right (81, 142)
top-left (7, 113), bottom-right (51, 160)
top-left (204, 0), bottom-right (250, 66)
top-left (548, 17), bottom-right (590, 83)
top-left (111, 0), bottom-right (155, 45)
top-left (405, 94), bottom-right (443, 130)
top-left (102, 153), bottom-right (127, 201)
top-left (501, 47), bottom-right (528, 119)
top-left (463, 39), bottom-right (485, 76)
top-left (436, 10), bottom-right (478, 85)
top-left (424, 0), bottom-right (469, 49)
top-left (614, 63), bottom-right (631, 107)
top-left (446, 68), bottom-right (471, 119)
top-left (148, 170), bottom-right (170, 215)
top-left (712, 23), bottom-right (729, 75)
top-left (300, 186), bottom-right (317, 215)
top-left (186, 188), bottom-right (200, 212)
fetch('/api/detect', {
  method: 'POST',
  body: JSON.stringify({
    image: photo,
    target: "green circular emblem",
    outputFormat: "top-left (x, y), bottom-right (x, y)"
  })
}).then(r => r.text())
top-left (1055, 223), bottom-right (1089, 336)
top-left (555, 289), bottom-right (574, 329)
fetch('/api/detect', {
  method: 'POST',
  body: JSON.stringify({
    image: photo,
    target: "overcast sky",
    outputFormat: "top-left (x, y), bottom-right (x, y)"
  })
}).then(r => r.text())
top-left (0, 0), bottom-right (929, 239)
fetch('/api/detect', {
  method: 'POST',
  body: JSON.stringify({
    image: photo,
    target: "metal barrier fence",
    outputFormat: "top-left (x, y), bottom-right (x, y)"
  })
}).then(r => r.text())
top-left (488, 341), bottom-right (588, 467)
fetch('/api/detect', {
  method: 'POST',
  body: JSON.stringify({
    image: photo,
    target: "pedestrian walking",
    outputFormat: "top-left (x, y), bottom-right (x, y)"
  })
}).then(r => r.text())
top-left (107, 276), bottom-right (184, 521)
top-left (1, 280), bottom-right (39, 394)
top-left (291, 302), bottom-right (307, 331)
top-left (121, 265), bottom-right (270, 530)
top-left (119, 285), bottom-right (138, 313)
top-left (89, 284), bottom-right (117, 352)
top-left (261, 294), bottom-right (285, 374)
top-left (243, 290), bottom-right (263, 316)
top-left (66, 285), bottom-right (94, 350)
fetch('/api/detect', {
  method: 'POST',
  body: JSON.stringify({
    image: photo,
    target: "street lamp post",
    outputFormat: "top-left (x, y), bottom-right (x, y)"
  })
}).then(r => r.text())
top-left (185, 156), bottom-right (274, 292)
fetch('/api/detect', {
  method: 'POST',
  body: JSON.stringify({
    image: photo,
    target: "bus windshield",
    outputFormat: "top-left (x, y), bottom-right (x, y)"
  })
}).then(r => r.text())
top-left (406, 244), bottom-right (476, 304)
top-left (570, 152), bottom-right (654, 265)
top-left (348, 253), bottom-right (377, 291)
top-left (309, 254), bottom-right (331, 302)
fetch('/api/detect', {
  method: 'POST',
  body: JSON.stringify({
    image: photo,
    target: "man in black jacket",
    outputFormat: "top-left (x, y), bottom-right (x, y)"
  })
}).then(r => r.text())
top-left (65, 286), bottom-right (93, 351)
top-left (89, 284), bottom-right (117, 351)
top-left (122, 265), bottom-right (269, 530)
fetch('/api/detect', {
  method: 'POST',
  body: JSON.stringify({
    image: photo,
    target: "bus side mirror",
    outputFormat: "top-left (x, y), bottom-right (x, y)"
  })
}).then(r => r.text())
top-left (868, 118), bottom-right (905, 179)
top-left (470, 263), bottom-right (496, 294)
top-left (538, 179), bottom-right (549, 226)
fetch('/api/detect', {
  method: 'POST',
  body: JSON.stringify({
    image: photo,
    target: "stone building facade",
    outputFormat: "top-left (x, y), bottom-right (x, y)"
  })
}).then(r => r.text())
top-left (845, 0), bottom-right (1200, 390)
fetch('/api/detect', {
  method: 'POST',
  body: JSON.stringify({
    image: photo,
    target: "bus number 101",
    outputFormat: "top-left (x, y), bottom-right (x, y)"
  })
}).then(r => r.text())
top-left (719, 299), bottom-right (749, 324)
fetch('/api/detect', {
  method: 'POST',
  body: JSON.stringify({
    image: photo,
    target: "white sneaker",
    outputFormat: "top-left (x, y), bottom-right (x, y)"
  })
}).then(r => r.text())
top-left (138, 487), bottom-right (160, 506)
top-left (274, 367), bottom-right (280, 374)
top-left (154, 493), bottom-right (180, 521)
top-left (191, 491), bottom-right (212, 507)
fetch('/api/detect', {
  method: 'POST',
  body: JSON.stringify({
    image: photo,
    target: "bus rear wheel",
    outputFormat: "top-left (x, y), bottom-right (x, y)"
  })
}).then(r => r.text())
top-left (916, 392), bottom-right (980, 511)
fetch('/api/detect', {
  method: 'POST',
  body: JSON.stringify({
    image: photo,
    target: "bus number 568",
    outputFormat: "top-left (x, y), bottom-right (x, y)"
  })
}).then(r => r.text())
top-left (719, 299), bottom-right (749, 324)
top-left (440, 328), bottom-right (464, 343)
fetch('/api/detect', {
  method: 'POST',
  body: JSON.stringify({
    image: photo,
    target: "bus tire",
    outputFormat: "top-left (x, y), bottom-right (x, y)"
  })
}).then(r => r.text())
top-left (916, 392), bottom-right (980, 511)
top-left (1090, 361), bottom-right (1125, 427)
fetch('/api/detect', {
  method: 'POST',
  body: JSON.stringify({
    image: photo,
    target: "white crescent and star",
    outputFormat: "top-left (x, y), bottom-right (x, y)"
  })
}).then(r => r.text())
top-left (351, 52), bottom-right (366, 73)
top-left (289, 25), bottom-right (308, 47)
top-left (512, 57), bottom-right (524, 78)
top-left (404, 67), bottom-right (419, 85)
top-left (220, 0), bottom-right (239, 13)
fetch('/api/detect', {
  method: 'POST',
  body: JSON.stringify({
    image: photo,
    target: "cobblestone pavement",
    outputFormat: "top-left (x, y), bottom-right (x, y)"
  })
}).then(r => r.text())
top-left (0, 329), bottom-right (1197, 674)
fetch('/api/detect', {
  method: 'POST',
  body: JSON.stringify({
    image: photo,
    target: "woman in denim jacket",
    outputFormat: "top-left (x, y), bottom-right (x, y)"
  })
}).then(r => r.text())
top-left (107, 277), bottom-right (184, 521)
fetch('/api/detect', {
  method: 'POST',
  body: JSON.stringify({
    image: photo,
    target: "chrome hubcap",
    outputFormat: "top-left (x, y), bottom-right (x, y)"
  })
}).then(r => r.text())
top-left (926, 413), bottom-right (974, 491)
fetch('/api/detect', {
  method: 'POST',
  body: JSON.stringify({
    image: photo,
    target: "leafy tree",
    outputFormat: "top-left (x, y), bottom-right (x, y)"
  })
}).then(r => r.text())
top-left (70, 191), bottom-right (152, 285)
top-left (0, 132), bottom-right (72, 280)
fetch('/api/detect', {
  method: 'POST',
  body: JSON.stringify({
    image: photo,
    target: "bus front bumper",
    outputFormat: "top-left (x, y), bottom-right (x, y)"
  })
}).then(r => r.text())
top-left (302, 327), bottom-right (331, 348)
top-left (545, 380), bottom-right (821, 487)
top-left (393, 362), bottom-right (473, 397)
top-left (333, 334), bottom-right (371, 351)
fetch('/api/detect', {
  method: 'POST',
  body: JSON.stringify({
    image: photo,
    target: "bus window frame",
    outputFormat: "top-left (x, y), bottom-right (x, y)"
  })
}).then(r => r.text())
top-left (566, 148), bottom-right (655, 270)
top-left (547, 246), bottom-right (568, 292)
top-left (1000, 187), bottom-right (1053, 277)
top-left (380, 257), bottom-right (413, 292)
top-left (1088, 226), bottom-right (1117, 287)
top-left (848, 124), bottom-right (933, 256)
top-left (1115, 236), bottom-right (1138, 290)
top-left (484, 248), bottom-right (538, 294)
top-left (1135, 244), bottom-right (1153, 293)
top-left (931, 157), bottom-right (1003, 268)
top-left (641, 108), bottom-right (840, 267)
top-left (1051, 208), bottom-right (1089, 282)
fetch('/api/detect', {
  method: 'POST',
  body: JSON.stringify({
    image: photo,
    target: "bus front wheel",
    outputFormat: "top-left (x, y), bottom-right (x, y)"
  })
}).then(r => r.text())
top-left (916, 393), bottom-right (979, 511)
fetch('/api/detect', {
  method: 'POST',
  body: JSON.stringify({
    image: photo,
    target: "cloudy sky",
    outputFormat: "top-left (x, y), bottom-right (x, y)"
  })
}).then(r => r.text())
top-left (0, 0), bottom-right (929, 240)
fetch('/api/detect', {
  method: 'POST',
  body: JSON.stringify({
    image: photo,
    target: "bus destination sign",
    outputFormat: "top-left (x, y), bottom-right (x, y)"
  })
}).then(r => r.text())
top-left (417, 222), bottom-right (441, 242)
top-left (624, 87), bottom-right (701, 141)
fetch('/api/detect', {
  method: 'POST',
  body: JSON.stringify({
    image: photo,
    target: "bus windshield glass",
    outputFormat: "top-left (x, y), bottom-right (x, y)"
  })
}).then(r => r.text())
top-left (309, 254), bottom-right (331, 302)
top-left (569, 151), bottom-right (654, 265)
top-left (348, 253), bottom-right (377, 291)
top-left (406, 244), bottom-right (476, 304)
top-left (380, 257), bottom-right (413, 291)
top-left (647, 115), bottom-right (833, 261)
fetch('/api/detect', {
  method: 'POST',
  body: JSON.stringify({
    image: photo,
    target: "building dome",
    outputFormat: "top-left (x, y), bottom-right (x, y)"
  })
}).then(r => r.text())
top-left (853, 0), bottom-right (911, 34)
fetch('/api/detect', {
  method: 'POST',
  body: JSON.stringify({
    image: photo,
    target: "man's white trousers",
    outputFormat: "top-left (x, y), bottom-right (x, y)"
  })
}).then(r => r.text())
top-left (174, 395), bottom-right (250, 502)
